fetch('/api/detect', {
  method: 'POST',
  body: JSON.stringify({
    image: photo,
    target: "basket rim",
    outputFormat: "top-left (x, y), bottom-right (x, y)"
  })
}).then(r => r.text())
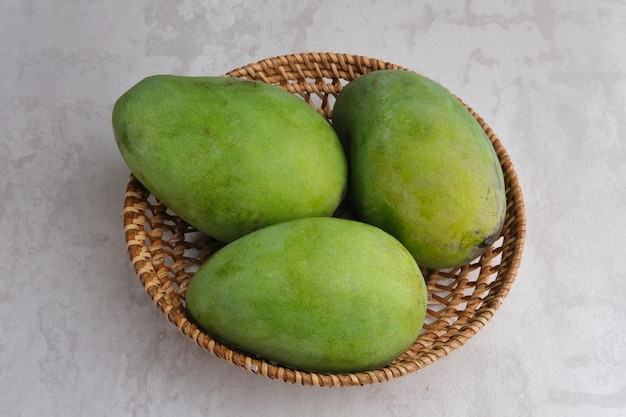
top-left (121, 52), bottom-right (526, 387)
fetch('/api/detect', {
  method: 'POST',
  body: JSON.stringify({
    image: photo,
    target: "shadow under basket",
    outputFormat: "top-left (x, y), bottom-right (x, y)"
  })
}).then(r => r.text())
top-left (122, 52), bottom-right (526, 387)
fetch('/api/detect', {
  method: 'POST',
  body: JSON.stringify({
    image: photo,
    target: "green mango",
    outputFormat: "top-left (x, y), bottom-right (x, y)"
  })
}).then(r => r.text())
top-left (112, 75), bottom-right (347, 242)
top-left (185, 217), bottom-right (428, 374)
top-left (332, 70), bottom-right (506, 269)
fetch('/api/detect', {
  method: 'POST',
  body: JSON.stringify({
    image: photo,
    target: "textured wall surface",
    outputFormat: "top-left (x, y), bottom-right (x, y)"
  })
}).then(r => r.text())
top-left (1, 1), bottom-right (625, 416)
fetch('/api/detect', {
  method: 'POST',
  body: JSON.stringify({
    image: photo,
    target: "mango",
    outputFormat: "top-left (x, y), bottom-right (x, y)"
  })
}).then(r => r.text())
top-left (185, 217), bottom-right (428, 374)
top-left (332, 70), bottom-right (506, 269)
top-left (112, 75), bottom-right (347, 242)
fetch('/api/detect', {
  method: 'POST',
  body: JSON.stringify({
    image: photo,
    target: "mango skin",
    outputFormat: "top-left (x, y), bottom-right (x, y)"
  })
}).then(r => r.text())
top-left (185, 217), bottom-right (428, 374)
top-left (112, 75), bottom-right (347, 242)
top-left (332, 70), bottom-right (506, 269)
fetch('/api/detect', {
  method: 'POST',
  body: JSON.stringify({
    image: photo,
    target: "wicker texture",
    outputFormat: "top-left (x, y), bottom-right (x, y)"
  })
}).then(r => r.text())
top-left (122, 52), bottom-right (526, 387)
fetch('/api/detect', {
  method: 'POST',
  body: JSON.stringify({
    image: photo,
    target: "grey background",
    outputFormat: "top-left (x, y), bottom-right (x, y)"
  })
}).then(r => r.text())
top-left (2, 1), bottom-right (625, 416)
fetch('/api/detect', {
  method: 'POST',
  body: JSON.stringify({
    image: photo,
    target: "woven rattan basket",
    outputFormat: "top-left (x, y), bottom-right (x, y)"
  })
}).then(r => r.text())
top-left (122, 52), bottom-right (526, 387)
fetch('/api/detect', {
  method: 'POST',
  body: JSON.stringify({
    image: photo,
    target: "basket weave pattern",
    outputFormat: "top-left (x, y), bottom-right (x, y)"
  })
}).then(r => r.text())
top-left (122, 52), bottom-right (526, 387)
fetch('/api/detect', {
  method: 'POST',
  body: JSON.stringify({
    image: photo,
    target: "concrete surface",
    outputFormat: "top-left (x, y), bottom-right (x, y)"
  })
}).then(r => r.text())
top-left (2, 1), bottom-right (625, 416)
